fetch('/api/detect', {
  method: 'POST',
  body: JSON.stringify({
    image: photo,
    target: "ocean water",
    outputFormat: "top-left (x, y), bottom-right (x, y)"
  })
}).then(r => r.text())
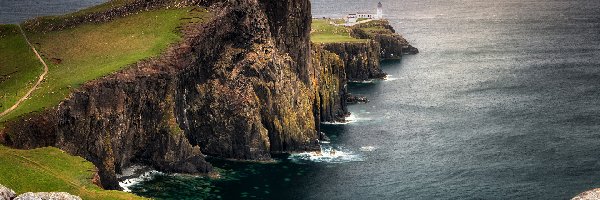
top-left (0, 0), bottom-right (108, 24)
top-left (3, 0), bottom-right (600, 199)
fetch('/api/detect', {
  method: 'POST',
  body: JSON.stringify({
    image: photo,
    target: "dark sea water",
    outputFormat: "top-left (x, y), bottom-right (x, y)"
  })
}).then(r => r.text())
top-left (2, 0), bottom-right (600, 199)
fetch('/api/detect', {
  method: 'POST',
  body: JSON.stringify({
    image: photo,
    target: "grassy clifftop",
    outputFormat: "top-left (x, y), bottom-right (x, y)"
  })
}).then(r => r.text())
top-left (310, 19), bottom-right (367, 43)
top-left (0, 6), bottom-right (211, 124)
top-left (0, 145), bottom-right (144, 199)
top-left (0, 1), bottom-right (212, 198)
top-left (0, 25), bottom-right (44, 115)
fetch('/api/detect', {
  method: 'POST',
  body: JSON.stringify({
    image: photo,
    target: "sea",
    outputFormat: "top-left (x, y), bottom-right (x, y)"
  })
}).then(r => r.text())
top-left (2, 0), bottom-right (600, 199)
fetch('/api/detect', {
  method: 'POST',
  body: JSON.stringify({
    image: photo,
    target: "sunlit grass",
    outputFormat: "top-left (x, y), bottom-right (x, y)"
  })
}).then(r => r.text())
top-left (0, 25), bottom-right (44, 114)
top-left (0, 145), bottom-right (145, 199)
top-left (0, 7), bottom-right (211, 124)
top-left (310, 19), bottom-right (367, 44)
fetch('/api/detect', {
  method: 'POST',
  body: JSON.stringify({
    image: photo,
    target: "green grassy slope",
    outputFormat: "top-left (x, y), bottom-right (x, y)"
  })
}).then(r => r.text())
top-left (310, 19), bottom-right (367, 43)
top-left (0, 145), bottom-right (145, 199)
top-left (0, 25), bottom-right (44, 114)
top-left (0, 7), bottom-right (211, 124)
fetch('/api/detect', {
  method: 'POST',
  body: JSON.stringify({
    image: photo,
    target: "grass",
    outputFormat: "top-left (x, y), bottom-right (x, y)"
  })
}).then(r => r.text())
top-left (311, 19), bottom-right (367, 44)
top-left (353, 20), bottom-right (395, 36)
top-left (0, 7), bottom-right (211, 124)
top-left (0, 25), bottom-right (44, 114)
top-left (0, 145), bottom-right (145, 199)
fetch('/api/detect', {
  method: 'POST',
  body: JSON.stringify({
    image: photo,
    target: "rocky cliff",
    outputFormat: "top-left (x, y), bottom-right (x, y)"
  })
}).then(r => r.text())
top-left (322, 40), bottom-right (385, 81)
top-left (351, 20), bottom-right (419, 59)
top-left (1, 0), bottom-right (353, 190)
top-left (312, 44), bottom-right (348, 123)
top-left (0, 0), bottom-right (415, 191)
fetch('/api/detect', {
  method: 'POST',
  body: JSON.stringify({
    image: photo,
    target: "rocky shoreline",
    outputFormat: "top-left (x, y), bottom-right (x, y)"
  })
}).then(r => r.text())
top-left (0, 0), bottom-right (417, 192)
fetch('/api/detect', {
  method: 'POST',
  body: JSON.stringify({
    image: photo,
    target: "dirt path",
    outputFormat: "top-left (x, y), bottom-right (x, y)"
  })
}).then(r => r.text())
top-left (0, 25), bottom-right (48, 118)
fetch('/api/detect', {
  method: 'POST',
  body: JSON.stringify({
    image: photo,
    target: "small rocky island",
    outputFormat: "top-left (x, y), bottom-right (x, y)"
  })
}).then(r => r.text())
top-left (0, 0), bottom-right (416, 198)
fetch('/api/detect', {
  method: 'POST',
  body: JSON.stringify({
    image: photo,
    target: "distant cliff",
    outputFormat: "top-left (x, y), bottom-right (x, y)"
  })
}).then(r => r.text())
top-left (318, 20), bottom-right (418, 82)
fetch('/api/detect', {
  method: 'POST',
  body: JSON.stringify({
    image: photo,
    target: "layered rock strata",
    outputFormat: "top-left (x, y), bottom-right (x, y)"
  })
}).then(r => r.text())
top-left (322, 40), bottom-right (384, 81)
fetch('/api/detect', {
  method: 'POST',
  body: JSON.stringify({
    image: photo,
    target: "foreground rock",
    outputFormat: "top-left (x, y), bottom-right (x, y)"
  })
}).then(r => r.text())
top-left (573, 188), bottom-right (600, 200)
top-left (14, 192), bottom-right (81, 200)
top-left (0, 184), bottom-right (16, 200)
top-left (0, 184), bottom-right (81, 200)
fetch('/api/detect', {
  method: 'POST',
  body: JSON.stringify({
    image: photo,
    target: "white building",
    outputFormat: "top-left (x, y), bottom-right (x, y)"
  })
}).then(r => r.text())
top-left (376, 2), bottom-right (383, 19)
top-left (344, 2), bottom-right (384, 25)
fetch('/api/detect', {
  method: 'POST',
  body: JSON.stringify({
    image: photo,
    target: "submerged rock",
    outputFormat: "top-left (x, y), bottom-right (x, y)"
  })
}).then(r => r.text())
top-left (346, 94), bottom-right (369, 104)
top-left (0, 184), bottom-right (16, 200)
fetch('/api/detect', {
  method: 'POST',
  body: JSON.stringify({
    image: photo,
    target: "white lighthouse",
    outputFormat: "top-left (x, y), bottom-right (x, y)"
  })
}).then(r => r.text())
top-left (376, 2), bottom-right (383, 19)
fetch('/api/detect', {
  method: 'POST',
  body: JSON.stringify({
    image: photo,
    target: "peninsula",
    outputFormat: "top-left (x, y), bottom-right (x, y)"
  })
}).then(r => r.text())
top-left (0, 0), bottom-right (417, 198)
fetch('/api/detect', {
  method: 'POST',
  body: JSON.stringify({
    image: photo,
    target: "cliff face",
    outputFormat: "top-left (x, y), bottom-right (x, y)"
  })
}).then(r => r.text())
top-left (351, 20), bottom-right (419, 59)
top-left (312, 44), bottom-right (348, 123)
top-left (322, 40), bottom-right (385, 81)
top-left (2, 0), bottom-right (337, 190)
top-left (175, 0), bottom-right (320, 160)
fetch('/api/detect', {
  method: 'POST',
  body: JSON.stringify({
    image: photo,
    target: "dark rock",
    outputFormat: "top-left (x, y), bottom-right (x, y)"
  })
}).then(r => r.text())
top-left (351, 20), bottom-right (419, 58)
top-left (346, 94), bottom-right (369, 104)
top-left (312, 44), bottom-right (349, 123)
top-left (322, 40), bottom-right (385, 81)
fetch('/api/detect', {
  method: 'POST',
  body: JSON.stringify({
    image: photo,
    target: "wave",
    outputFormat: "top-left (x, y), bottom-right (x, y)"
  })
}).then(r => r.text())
top-left (321, 113), bottom-right (370, 125)
top-left (384, 75), bottom-right (399, 81)
top-left (349, 79), bottom-right (375, 84)
top-left (359, 146), bottom-right (378, 152)
top-left (288, 145), bottom-right (363, 164)
top-left (117, 165), bottom-right (163, 192)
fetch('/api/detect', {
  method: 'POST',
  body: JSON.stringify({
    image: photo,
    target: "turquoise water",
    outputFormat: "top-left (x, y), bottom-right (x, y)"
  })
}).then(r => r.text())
top-left (2, 0), bottom-right (600, 199)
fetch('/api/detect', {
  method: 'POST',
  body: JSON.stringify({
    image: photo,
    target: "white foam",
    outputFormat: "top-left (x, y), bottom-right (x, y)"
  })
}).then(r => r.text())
top-left (322, 114), bottom-right (353, 125)
top-left (289, 145), bottom-right (363, 163)
top-left (384, 75), bottom-right (399, 81)
top-left (359, 146), bottom-right (378, 152)
top-left (349, 79), bottom-right (375, 84)
top-left (118, 170), bottom-right (163, 192)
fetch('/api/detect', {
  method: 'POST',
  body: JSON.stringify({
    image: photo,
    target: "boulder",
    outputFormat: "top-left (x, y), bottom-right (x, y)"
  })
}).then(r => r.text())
top-left (0, 184), bottom-right (16, 200)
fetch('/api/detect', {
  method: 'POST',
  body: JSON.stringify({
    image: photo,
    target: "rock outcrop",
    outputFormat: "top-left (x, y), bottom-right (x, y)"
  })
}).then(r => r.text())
top-left (322, 40), bottom-right (384, 81)
top-left (351, 20), bottom-right (419, 59)
top-left (312, 44), bottom-right (348, 123)
top-left (0, 184), bottom-right (81, 200)
top-left (14, 192), bottom-right (81, 200)
top-left (0, 184), bottom-right (16, 200)
top-left (573, 188), bottom-right (600, 200)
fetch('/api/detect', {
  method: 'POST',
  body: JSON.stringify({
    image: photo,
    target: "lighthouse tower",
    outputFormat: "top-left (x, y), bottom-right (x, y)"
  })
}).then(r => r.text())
top-left (376, 2), bottom-right (383, 19)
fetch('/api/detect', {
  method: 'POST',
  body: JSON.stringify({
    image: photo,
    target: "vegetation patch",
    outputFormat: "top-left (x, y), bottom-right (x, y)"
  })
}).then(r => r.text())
top-left (352, 20), bottom-right (395, 36)
top-left (311, 19), bottom-right (367, 44)
top-left (0, 7), bottom-right (211, 124)
top-left (0, 145), bottom-right (144, 199)
top-left (0, 25), bottom-right (44, 115)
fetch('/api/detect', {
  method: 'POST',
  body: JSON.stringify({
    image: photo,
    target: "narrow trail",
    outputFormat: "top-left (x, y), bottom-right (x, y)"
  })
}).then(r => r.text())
top-left (0, 25), bottom-right (49, 118)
